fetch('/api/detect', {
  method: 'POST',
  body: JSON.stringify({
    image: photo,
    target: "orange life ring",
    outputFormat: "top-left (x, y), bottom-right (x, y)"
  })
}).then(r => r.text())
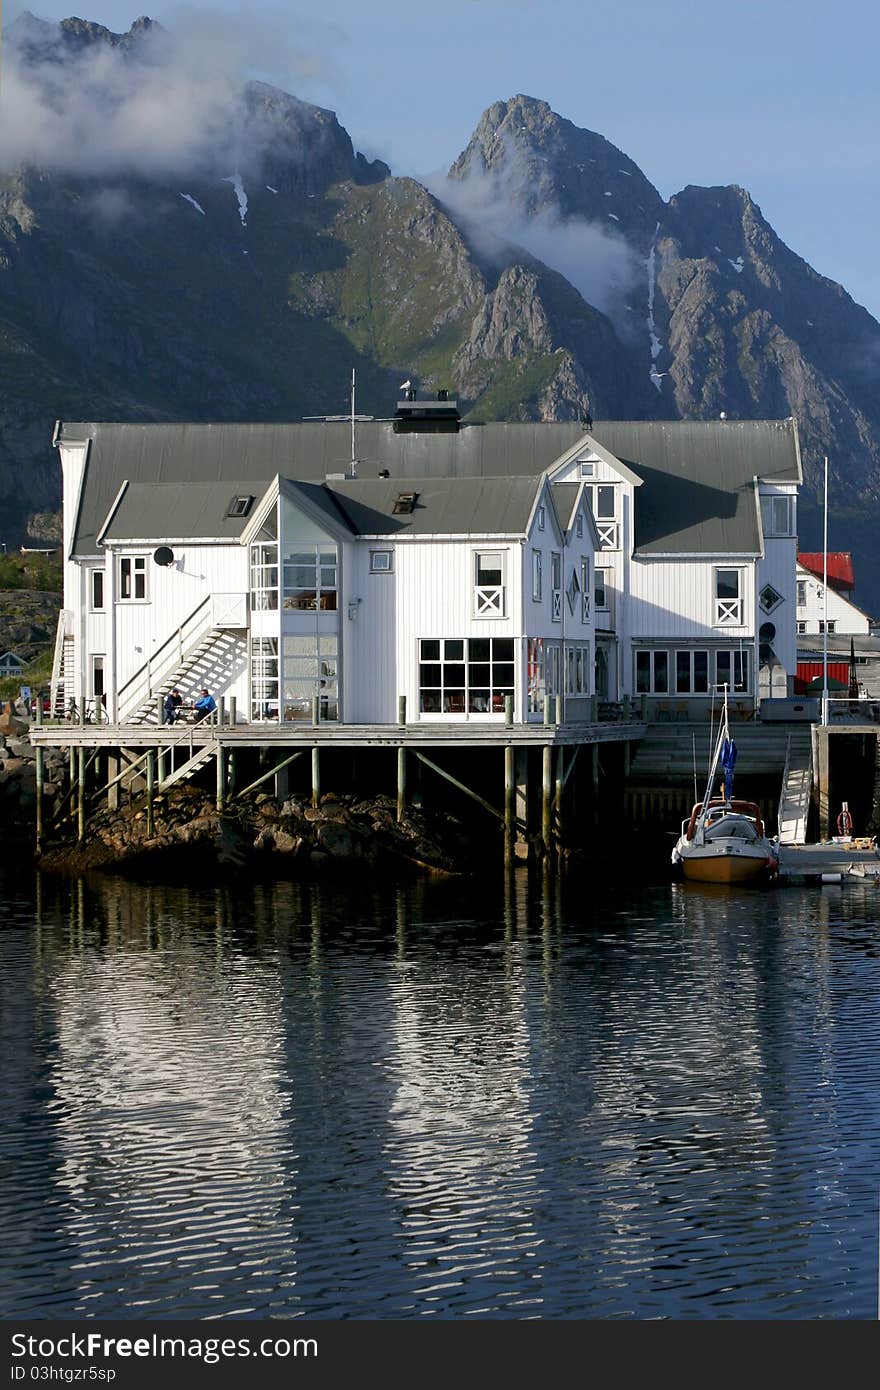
top-left (837, 808), bottom-right (853, 836)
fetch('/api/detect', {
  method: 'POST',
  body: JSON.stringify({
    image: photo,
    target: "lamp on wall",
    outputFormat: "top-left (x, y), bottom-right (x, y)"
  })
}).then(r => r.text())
top-left (347, 598), bottom-right (362, 621)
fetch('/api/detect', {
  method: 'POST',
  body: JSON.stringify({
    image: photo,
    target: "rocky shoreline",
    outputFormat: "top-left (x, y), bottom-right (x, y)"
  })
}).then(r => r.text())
top-left (1, 713), bottom-right (482, 878)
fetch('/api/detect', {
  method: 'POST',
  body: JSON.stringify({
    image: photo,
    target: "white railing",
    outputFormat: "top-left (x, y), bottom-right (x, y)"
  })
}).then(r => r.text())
top-left (474, 585), bottom-right (505, 617)
top-left (115, 593), bottom-right (245, 722)
top-left (49, 610), bottom-right (73, 717)
top-left (714, 598), bottom-right (743, 626)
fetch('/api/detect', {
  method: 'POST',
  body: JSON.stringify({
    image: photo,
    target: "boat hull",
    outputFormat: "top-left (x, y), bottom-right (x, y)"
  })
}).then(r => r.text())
top-left (678, 850), bottom-right (775, 884)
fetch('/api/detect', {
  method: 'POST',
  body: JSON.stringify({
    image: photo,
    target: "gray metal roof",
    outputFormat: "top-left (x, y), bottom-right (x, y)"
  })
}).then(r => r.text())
top-left (62, 420), bottom-right (588, 555)
top-left (102, 480), bottom-right (271, 542)
top-left (60, 417), bottom-right (800, 557)
top-left (590, 419), bottom-right (800, 556)
top-left (326, 476), bottom-right (542, 536)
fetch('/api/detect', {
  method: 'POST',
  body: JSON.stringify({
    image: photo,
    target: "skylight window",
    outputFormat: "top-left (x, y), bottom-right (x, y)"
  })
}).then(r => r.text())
top-left (392, 492), bottom-right (419, 515)
top-left (227, 495), bottom-right (254, 518)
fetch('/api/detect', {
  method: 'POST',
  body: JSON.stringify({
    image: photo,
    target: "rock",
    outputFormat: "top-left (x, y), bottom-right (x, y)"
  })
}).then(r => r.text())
top-left (303, 806), bottom-right (329, 822)
top-left (316, 821), bottom-right (354, 858)
top-left (273, 830), bottom-right (302, 854)
top-left (309, 850), bottom-right (331, 869)
top-left (8, 739), bottom-right (32, 758)
top-left (0, 712), bottom-right (28, 737)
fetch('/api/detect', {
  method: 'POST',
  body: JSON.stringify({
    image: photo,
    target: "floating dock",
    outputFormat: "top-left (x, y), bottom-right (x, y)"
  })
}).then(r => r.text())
top-left (777, 839), bottom-right (880, 883)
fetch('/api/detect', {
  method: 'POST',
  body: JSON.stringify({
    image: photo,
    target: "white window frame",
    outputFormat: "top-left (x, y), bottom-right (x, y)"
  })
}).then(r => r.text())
top-left (675, 648), bottom-right (710, 695)
top-left (118, 555), bottom-right (148, 602)
top-left (797, 620), bottom-right (806, 634)
top-left (635, 649), bottom-right (670, 695)
top-left (796, 580), bottom-right (807, 608)
top-left (536, 506), bottom-right (545, 531)
top-left (473, 549), bottom-right (506, 619)
top-left (761, 494), bottom-right (794, 537)
top-left (715, 647), bottom-right (750, 694)
top-left (576, 514), bottom-right (584, 539)
top-left (564, 642), bottom-right (591, 696)
top-left (594, 567), bottom-right (608, 611)
top-left (90, 568), bottom-right (105, 611)
top-left (714, 567), bottom-right (744, 626)
top-left (532, 549), bottom-right (543, 603)
top-left (551, 552), bottom-right (562, 622)
top-left (370, 549), bottom-right (393, 573)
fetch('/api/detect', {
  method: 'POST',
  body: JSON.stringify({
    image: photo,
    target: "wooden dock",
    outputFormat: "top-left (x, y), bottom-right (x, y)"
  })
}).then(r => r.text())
top-left (777, 840), bottom-right (880, 882)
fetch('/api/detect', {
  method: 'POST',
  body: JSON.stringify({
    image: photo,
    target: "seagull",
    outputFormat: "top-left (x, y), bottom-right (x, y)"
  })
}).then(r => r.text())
top-left (399, 379), bottom-right (411, 392)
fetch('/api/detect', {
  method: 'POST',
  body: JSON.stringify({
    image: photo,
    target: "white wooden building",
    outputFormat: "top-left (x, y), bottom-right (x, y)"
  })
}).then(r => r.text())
top-left (52, 407), bottom-right (802, 725)
top-left (796, 553), bottom-right (873, 636)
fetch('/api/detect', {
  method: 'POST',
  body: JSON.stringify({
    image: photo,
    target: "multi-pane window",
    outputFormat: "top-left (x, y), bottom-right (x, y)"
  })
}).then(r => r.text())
top-left (251, 637), bottom-right (279, 721)
top-left (637, 648), bottom-right (749, 695)
top-left (761, 495), bottom-right (793, 536)
top-left (797, 620), bottom-right (806, 634)
top-left (635, 649), bottom-right (669, 695)
top-left (819, 620), bottom-right (836, 634)
top-left (91, 569), bottom-right (105, 610)
top-left (532, 550), bottom-right (542, 602)
top-left (796, 580), bottom-right (807, 608)
top-left (250, 542), bottom-right (279, 611)
top-left (119, 556), bottom-right (147, 601)
top-left (589, 485), bottom-right (619, 549)
top-left (527, 638), bottom-right (561, 714)
top-left (282, 545), bottom-right (338, 610)
top-left (714, 568), bottom-right (743, 625)
top-left (551, 552), bottom-right (562, 621)
top-left (419, 637), bottom-right (514, 714)
top-left (716, 648), bottom-right (750, 692)
top-left (282, 634), bottom-right (338, 721)
top-left (564, 643), bottom-right (591, 696)
top-left (474, 551), bottom-right (505, 617)
top-left (677, 649), bottom-right (709, 694)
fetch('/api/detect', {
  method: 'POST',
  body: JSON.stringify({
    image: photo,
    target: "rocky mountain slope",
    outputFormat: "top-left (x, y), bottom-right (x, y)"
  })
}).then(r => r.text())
top-left (2, 20), bottom-right (879, 609)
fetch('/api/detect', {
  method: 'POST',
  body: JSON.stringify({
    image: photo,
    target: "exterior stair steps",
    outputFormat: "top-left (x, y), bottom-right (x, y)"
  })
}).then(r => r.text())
top-left (157, 743), bottom-right (216, 791)
top-left (777, 735), bottom-right (813, 845)
top-left (629, 721), bottom-right (813, 784)
top-left (128, 629), bottom-right (241, 725)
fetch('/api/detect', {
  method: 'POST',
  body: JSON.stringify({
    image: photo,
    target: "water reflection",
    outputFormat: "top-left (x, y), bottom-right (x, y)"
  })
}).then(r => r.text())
top-left (0, 868), bottom-right (877, 1318)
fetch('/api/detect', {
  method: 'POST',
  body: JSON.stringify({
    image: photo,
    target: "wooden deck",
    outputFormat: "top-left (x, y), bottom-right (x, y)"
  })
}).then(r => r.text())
top-left (30, 718), bottom-right (647, 751)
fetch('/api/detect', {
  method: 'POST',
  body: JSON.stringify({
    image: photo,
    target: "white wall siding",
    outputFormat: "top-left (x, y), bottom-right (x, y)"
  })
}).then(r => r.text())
top-left (627, 557), bottom-right (756, 641)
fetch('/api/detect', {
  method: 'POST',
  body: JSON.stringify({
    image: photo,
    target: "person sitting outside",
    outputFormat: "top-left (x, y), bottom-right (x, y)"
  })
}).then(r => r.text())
top-left (193, 688), bottom-right (217, 723)
top-left (163, 688), bottom-right (183, 725)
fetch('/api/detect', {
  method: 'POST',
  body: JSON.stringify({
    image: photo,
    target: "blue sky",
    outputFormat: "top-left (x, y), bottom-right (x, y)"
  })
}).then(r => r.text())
top-left (6, 0), bottom-right (880, 318)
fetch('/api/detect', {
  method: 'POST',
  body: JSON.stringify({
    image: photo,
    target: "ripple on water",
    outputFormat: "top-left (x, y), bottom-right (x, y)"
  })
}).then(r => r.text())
top-left (0, 873), bottom-right (878, 1317)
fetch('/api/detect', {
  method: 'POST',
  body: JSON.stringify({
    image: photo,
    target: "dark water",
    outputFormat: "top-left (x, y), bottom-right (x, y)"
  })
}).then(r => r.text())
top-left (1, 865), bottom-right (879, 1320)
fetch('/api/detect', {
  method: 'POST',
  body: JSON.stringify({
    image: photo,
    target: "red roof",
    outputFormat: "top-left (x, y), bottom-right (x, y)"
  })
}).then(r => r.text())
top-left (798, 552), bottom-right (855, 591)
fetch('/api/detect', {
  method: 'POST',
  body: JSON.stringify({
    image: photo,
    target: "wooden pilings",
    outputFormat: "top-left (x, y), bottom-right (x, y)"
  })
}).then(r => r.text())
top-left (77, 746), bottom-right (86, 844)
top-left (146, 749), bottom-right (155, 837)
top-left (504, 744), bottom-right (515, 864)
top-left (35, 746), bottom-right (44, 851)
top-left (311, 745), bottom-right (321, 808)
top-left (397, 747), bottom-right (406, 823)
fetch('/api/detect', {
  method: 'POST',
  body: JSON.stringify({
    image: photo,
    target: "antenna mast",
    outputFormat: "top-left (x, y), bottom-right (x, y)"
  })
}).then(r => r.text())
top-left (346, 366), bottom-right (353, 480)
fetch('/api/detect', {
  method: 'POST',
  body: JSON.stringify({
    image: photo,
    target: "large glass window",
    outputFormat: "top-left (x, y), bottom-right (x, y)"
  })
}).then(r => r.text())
top-left (419, 637), bottom-right (514, 714)
top-left (716, 647), bottom-right (750, 693)
top-left (119, 556), bottom-right (147, 601)
top-left (677, 649), bottom-right (709, 693)
top-left (589, 486), bottom-right (619, 549)
top-left (527, 638), bottom-right (561, 714)
top-left (635, 650), bottom-right (669, 695)
top-left (251, 637), bottom-right (279, 721)
top-left (282, 634), bottom-right (338, 722)
top-left (250, 542), bottom-right (278, 611)
top-left (564, 643), bottom-right (591, 696)
top-left (282, 544), bottom-right (338, 611)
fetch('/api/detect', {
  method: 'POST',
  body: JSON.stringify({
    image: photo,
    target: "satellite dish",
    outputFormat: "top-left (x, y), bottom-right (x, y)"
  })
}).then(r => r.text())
top-left (759, 621), bottom-right (776, 641)
top-left (153, 546), bottom-right (175, 567)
